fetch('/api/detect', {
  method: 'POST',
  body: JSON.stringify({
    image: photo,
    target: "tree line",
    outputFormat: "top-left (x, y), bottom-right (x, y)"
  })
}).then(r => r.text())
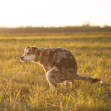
top-left (0, 25), bottom-right (111, 34)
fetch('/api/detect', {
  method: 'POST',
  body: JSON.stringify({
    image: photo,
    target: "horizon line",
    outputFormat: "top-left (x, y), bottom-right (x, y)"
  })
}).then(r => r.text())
top-left (0, 24), bottom-right (111, 28)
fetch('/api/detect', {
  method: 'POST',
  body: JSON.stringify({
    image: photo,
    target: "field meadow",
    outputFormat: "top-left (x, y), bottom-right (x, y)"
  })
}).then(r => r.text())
top-left (0, 32), bottom-right (111, 111)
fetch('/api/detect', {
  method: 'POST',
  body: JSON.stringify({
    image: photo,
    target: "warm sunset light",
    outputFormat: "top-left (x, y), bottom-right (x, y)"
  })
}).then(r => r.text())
top-left (0, 0), bottom-right (111, 110)
top-left (0, 0), bottom-right (111, 27)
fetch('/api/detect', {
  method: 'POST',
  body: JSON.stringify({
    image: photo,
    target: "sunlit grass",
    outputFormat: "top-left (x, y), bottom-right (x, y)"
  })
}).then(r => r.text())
top-left (0, 32), bottom-right (111, 111)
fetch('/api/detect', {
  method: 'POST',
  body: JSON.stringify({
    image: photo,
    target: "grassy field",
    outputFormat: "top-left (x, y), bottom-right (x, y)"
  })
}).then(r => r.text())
top-left (0, 32), bottom-right (111, 111)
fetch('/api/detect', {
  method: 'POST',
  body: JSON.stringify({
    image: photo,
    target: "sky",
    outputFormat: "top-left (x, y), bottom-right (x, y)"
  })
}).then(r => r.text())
top-left (0, 0), bottom-right (111, 27)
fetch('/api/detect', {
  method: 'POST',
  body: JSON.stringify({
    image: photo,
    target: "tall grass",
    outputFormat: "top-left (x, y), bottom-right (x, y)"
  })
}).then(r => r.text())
top-left (0, 32), bottom-right (111, 111)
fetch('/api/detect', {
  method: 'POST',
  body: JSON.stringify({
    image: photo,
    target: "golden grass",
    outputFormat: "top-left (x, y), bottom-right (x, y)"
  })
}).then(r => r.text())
top-left (0, 32), bottom-right (111, 111)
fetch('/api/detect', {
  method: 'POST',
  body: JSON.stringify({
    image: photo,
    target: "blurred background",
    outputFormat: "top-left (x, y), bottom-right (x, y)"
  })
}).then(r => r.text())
top-left (0, 0), bottom-right (111, 33)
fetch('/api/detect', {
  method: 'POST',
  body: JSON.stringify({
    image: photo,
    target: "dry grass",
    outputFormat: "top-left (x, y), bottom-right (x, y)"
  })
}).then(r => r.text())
top-left (0, 32), bottom-right (111, 111)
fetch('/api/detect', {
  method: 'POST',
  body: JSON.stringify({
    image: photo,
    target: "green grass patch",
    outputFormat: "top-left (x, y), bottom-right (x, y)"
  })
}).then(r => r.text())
top-left (0, 32), bottom-right (111, 111)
